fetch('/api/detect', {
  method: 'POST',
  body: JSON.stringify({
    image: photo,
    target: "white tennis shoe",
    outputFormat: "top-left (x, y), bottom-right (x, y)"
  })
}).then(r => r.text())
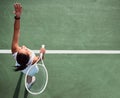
top-left (27, 76), bottom-right (36, 89)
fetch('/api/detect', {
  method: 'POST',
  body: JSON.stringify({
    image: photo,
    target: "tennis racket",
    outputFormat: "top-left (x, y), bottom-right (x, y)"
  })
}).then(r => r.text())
top-left (25, 45), bottom-right (48, 95)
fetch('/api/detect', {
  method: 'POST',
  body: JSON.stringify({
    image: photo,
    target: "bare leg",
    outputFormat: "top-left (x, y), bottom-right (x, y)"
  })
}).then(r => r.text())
top-left (27, 75), bottom-right (32, 84)
top-left (26, 75), bottom-right (36, 88)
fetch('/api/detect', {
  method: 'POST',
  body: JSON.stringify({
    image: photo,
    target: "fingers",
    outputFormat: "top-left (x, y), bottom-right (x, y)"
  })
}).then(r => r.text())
top-left (13, 3), bottom-right (22, 16)
top-left (40, 48), bottom-right (46, 54)
top-left (14, 3), bottom-right (22, 8)
top-left (40, 48), bottom-right (46, 59)
top-left (14, 3), bottom-right (22, 11)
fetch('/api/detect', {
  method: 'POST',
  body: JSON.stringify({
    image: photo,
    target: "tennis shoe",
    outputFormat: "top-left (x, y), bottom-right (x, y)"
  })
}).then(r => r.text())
top-left (27, 76), bottom-right (36, 89)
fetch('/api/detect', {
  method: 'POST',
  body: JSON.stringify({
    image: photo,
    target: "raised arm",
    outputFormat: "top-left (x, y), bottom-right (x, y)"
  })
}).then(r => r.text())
top-left (11, 3), bottom-right (22, 54)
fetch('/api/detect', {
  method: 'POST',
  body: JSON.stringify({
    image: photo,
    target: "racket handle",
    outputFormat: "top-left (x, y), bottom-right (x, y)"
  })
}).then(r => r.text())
top-left (42, 44), bottom-right (45, 48)
top-left (40, 44), bottom-right (45, 59)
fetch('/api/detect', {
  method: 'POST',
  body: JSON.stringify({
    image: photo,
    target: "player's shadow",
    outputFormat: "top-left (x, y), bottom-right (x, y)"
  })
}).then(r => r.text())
top-left (12, 72), bottom-right (29, 98)
top-left (13, 72), bottom-right (23, 98)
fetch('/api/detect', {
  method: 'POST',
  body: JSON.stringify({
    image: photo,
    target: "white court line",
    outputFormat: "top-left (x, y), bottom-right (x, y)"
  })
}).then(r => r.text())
top-left (0, 49), bottom-right (120, 54)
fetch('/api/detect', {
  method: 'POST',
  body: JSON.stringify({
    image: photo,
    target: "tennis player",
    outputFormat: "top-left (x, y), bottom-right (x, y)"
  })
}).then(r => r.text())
top-left (11, 3), bottom-right (46, 88)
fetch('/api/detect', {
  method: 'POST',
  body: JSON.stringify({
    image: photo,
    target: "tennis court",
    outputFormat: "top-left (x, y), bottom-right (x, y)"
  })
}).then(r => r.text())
top-left (0, 0), bottom-right (120, 98)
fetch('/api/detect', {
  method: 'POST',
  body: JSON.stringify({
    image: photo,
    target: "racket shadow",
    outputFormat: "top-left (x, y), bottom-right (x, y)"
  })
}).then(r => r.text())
top-left (13, 72), bottom-right (23, 98)
top-left (24, 88), bottom-right (28, 98)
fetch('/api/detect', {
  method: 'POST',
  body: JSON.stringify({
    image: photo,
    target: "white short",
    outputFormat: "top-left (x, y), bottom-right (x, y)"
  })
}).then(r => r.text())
top-left (15, 62), bottom-right (39, 76)
top-left (22, 63), bottom-right (39, 76)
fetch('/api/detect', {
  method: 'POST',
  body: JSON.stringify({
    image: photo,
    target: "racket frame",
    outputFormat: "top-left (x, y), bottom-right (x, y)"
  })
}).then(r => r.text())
top-left (25, 45), bottom-right (48, 95)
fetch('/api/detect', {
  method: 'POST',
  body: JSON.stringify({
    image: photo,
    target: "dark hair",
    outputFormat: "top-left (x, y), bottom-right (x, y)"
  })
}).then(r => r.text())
top-left (14, 53), bottom-right (30, 71)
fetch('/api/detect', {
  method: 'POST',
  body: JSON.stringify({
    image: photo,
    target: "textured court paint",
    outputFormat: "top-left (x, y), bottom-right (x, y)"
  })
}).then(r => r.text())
top-left (1, 54), bottom-right (120, 98)
top-left (1, 0), bottom-right (120, 50)
top-left (1, 0), bottom-right (120, 98)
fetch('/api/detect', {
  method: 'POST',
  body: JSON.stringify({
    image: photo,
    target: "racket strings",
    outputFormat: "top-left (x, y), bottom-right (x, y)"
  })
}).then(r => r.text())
top-left (25, 63), bottom-right (48, 95)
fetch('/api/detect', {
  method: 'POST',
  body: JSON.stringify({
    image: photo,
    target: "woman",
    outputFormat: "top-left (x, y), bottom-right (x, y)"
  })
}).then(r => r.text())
top-left (11, 3), bottom-right (46, 88)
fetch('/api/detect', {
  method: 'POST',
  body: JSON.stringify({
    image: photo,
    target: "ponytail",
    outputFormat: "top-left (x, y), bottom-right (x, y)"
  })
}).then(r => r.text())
top-left (14, 65), bottom-right (27, 71)
top-left (14, 52), bottom-right (30, 71)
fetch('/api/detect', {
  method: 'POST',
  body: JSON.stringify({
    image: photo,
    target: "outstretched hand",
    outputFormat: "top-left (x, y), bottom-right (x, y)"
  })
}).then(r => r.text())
top-left (40, 46), bottom-right (46, 59)
top-left (40, 47), bottom-right (46, 54)
top-left (13, 3), bottom-right (22, 17)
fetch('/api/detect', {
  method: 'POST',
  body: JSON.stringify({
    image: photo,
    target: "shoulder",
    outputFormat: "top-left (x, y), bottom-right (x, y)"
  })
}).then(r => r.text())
top-left (12, 52), bottom-right (18, 59)
top-left (11, 45), bottom-right (21, 54)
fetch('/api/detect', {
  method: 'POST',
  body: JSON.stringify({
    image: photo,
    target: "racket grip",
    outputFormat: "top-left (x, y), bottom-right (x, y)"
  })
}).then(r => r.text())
top-left (40, 44), bottom-right (45, 59)
top-left (42, 44), bottom-right (45, 48)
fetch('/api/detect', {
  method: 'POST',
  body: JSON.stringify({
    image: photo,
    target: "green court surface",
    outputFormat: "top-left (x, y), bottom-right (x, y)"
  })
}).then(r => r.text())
top-left (0, 0), bottom-right (120, 98)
